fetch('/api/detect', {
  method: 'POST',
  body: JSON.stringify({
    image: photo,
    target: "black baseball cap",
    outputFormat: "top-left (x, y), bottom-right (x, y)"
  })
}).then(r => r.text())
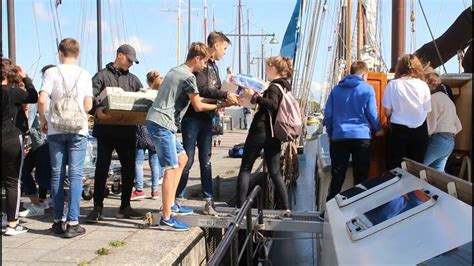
top-left (117, 44), bottom-right (139, 64)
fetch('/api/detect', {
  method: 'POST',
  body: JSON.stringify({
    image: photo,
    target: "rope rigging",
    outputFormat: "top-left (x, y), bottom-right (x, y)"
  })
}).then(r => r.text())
top-left (417, 0), bottom-right (448, 74)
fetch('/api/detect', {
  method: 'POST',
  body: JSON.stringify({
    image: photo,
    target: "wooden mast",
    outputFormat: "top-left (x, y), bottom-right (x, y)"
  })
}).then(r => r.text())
top-left (391, 0), bottom-right (406, 71)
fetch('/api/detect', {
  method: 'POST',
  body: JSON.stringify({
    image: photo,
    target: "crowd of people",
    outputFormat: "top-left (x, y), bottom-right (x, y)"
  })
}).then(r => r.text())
top-left (324, 56), bottom-right (462, 200)
top-left (1, 31), bottom-right (294, 236)
top-left (2, 31), bottom-right (462, 237)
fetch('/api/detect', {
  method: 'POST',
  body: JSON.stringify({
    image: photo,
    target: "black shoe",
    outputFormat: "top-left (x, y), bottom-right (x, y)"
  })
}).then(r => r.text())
top-left (51, 221), bottom-right (65, 234)
top-left (116, 206), bottom-right (143, 219)
top-left (64, 224), bottom-right (86, 238)
top-left (85, 206), bottom-right (103, 223)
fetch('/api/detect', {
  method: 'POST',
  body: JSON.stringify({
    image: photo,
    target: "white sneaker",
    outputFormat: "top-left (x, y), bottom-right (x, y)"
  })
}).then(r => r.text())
top-left (4, 224), bottom-right (28, 236)
top-left (19, 204), bottom-right (45, 218)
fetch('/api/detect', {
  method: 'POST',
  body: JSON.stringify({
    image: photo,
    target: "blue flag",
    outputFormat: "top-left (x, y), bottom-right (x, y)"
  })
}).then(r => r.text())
top-left (280, 0), bottom-right (302, 59)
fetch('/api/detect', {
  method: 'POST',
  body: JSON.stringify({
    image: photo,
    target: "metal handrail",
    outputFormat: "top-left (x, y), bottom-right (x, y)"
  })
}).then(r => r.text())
top-left (207, 185), bottom-right (263, 266)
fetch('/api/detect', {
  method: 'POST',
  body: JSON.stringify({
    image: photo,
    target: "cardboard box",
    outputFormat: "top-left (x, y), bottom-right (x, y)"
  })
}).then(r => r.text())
top-left (95, 87), bottom-right (158, 125)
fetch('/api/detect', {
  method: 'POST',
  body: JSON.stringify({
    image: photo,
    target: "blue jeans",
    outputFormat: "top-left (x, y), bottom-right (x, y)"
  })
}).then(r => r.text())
top-left (48, 134), bottom-right (87, 222)
top-left (146, 121), bottom-right (184, 169)
top-left (135, 148), bottom-right (163, 192)
top-left (423, 133), bottom-right (455, 172)
top-left (176, 116), bottom-right (213, 200)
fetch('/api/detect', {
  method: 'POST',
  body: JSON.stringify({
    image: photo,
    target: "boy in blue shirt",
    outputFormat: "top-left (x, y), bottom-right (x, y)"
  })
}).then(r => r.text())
top-left (323, 61), bottom-right (383, 201)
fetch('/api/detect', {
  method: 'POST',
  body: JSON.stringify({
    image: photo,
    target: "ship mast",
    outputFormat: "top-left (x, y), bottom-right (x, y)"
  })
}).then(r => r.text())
top-left (391, 0), bottom-right (406, 71)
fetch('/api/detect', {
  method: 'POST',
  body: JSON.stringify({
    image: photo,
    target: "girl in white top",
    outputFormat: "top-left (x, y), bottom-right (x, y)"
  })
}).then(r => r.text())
top-left (423, 72), bottom-right (462, 172)
top-left (382, 54), bottom-right (431, 169)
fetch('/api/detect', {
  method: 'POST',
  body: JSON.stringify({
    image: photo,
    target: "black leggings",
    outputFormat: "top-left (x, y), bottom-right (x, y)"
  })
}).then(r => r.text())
top-left (236, 129), bottom-right (289, 210)
top-left (1, 134), bottom-right (22, 222)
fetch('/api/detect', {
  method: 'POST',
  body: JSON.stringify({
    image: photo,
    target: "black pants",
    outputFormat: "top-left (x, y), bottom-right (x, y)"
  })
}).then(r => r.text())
top-left (94, 136), bottom-right (136, 209)
top-left (236, 129), bottom-right (289, 210)
top-left (387, 122), bottom-right (428, 170)
top-left (21, 143), bottom-right (51, 197)
top-left (327, 139), bottom-right (371, 201)
top-left (1, 134), bottom-right (22, 222)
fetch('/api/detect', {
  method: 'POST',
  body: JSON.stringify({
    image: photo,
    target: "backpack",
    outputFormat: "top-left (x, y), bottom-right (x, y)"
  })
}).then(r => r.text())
top-left (270, 83), bottom-right (302, 142)
top-left (50, 68), bottom-right (86, 133)
top-left (228, 142), bottom-right (245, 158)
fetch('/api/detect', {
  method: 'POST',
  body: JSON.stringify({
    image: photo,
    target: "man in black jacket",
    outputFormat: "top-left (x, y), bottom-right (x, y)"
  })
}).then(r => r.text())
top-left (175, 32), bottom-right (239, 216)
top-left (86, 44), bottom-right (144, 222)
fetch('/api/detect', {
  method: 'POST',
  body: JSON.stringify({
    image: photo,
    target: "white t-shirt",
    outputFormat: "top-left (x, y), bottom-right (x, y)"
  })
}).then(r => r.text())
top-left (382, 77), bottom-right (431, 128)
top-left (40, 64), bottom-right (93, 136)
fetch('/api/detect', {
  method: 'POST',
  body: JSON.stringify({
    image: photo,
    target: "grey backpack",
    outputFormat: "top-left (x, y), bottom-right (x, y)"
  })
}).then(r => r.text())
top-left (270, 83), bottom-right (303, 142)
top-left (49, 68), bottom-right (86, 133)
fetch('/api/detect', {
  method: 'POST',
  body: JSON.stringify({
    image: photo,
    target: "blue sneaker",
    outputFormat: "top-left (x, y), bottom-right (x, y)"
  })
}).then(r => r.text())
top-left (159, 216), bottom-right (190, 231)
top-left (171, 203), bottom-right (194, 216)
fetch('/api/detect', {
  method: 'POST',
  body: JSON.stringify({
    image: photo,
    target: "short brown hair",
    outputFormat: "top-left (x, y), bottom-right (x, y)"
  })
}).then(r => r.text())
top-left (207, 31), bottom-right (231, 47)
top-left (395, 54), bottom-right (424, 80)
top-left (266, 56), bottom-right (294, 79)
top-left (146, 70), bottom-right (164, 90)
top-left (350, 61), bottom-right (368, 75)
top-left (185, 42), bottom-right (211, 62)
top-left (58, 38), bottom-right (80, 58)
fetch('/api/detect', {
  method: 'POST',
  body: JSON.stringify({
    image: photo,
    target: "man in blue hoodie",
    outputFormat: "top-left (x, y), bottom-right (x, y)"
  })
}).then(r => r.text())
top-left (323, 61), bottom-right (383, 201)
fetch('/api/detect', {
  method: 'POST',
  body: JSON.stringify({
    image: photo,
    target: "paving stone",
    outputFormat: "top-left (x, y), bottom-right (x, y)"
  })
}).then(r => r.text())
top-left (37, 249), bottom-right (98, 263)
top-left (20, 237), bottom-right (75, 249)
top-left (62, 239), bottom-right (112, 251)
top-left (1, 248), bottom-right (50, 262)
top-left (81, 230), bottom-right (133, 241)
top-left (1, 237), bottom-right (34, 248)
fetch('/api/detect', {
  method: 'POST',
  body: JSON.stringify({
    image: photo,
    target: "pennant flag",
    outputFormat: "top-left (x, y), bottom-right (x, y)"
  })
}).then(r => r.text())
top-left (279, 0), bottom-right (302, 59)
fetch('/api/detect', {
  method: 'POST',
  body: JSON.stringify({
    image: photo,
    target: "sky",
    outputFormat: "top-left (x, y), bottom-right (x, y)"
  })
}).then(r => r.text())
top-left (1, 0), bottom-right (471, 103)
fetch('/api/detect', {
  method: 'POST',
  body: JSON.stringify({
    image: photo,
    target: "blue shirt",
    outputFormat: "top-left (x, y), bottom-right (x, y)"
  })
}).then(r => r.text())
top-left (323, 74), bottom-right (381, 140)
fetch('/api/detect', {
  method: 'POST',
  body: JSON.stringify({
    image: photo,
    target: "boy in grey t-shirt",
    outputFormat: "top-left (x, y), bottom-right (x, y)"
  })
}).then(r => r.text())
top-left (146, 42), bottom-right (225, 231)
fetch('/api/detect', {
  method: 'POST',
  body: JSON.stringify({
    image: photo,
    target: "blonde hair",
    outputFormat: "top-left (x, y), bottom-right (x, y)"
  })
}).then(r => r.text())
top-left (265, 56), bottom-right (293, 79)
top-left (395, 54), bottom-right (425, 80)
top-left (146, 70), bottom-right (163, 90)
top-left (185, 42), bottom-right (211, 62)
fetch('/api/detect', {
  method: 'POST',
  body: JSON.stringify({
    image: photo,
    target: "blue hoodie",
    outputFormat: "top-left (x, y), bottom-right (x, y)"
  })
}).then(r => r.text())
top-left (323, 74), bottom-right (381, 140)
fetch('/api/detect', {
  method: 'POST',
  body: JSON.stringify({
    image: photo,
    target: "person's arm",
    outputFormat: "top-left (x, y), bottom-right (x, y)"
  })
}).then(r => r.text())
top-left (183, 75), bottom-right (220, 112)
top-left (381, 82), bottom-right (392, 120)
top-left (38, 91), bottom-right (49, 134)
top-left (323, 92), bottom-right (333, 140)
top-left (365, 89), bottom-right (382, 134)
top-left (188, 93), bottom-right (221, 112)
top-left (89, 71), bottom-right (111, 119)
top-left (246, 84), bottom-right (281, 112)
top-left (89, 71), bottom-right (103, 115)
top-left (83, 72), bottom-right (94, 112)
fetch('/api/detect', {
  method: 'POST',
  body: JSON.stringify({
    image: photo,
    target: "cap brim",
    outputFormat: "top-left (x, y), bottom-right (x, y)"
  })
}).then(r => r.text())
top-left (126, 54), bottom-right (139, 64)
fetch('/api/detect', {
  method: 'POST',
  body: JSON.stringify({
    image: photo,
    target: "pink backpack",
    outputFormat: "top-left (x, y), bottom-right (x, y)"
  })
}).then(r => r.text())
top-left (270, 83), bottom-right (303, 142)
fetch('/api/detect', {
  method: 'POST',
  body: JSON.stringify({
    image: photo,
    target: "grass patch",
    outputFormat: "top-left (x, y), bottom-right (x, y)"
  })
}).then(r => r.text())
top-left (109, 240), bottom-right (127, 247)
top-left (78, 261), bottom-right (89, 266)
top-left (95, 247), bottom-right (110, 255)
